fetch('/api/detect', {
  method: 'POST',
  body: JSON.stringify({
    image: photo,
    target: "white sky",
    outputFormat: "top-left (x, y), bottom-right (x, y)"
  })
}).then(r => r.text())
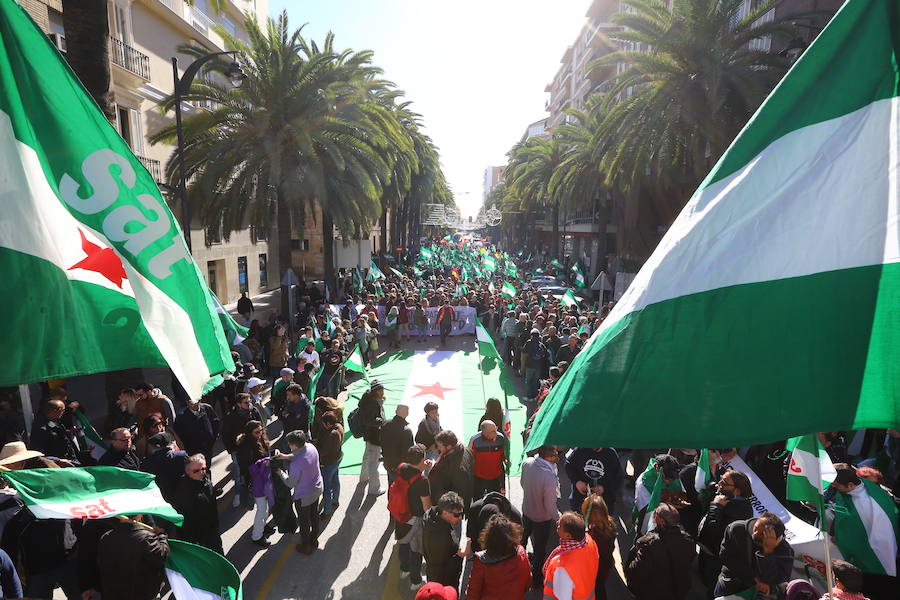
top-left (268, 0), bottom-right (592, 217)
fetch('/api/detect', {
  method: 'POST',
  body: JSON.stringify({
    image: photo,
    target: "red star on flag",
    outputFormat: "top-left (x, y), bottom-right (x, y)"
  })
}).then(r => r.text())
top-left (68, 230), bottom-right (127, 288)
top-left (412, 381), bottom-right (456, 401)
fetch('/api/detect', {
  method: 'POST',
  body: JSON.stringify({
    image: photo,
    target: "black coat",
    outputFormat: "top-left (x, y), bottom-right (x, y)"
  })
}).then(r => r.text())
top-left (422, 506), bottom-right (462, 587)
top-left (29, 420), bottom-right (78, 460)
top-left (98, 448), bottom-right (141, 471)
top-left (428, 444), bottom-right (474, 507)
top-left (172, 403), bottom-right (220, 456)
top-left (358, 391), bottom-right (384, 446)
top-left (171, 476), bottom-right (223, 555)
top-left (625, 525), bottom-right (696, 600)
top-left (466, 491), bottom-right (523, 551)
top-left (697, 496), bottom-right (753, 557)
top-left (565, 447), bottom-right (624, 508)
top-left (380, 416), bottom-right (414, 471)
top-left (97, 519), bottom-right (169, 600)
top-left (717, 518), bottom-right (794, 596)
top-left (222, 406), bottom-right (261, 454)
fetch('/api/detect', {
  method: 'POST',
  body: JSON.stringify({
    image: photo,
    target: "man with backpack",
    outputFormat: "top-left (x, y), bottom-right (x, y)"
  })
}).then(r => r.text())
top-left (353, 380), bottom-right (386, 496)
top-left (389, 444), bottom-right (432, 592)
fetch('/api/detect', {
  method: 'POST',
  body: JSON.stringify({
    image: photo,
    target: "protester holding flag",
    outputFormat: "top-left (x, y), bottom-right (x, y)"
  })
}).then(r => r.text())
top-left (437, 299), bottom-right (455, 347)
top-left (566, 446), bottom-right (624, 515)
top-left (625, 503), bottom-right (695, 600)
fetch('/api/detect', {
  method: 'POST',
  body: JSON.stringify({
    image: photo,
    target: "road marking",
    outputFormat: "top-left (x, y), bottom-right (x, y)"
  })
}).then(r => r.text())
top-left (255, 539), bottom-right (295, 600)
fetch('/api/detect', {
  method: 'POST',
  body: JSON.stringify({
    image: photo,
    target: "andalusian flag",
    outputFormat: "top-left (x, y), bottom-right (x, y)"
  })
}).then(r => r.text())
top-left (369, 260), bottom-right (385, 280)
top-left (0, 0), bottom-right (232, 399)
top-left (3, 466), bottom-right (183, 524)
top-left (420, 247), bottom-right (434, 261)
top-left (572, 264), bottom-right (586, 288)
top-left (488, 281), bottom-right (496, 294)
top-left (460, 267), bottom-right (470, 280)
top-left (211, 291), bottom-right (247, 345)
top-left (483, 256), bottom-right (497, 271)
top-left (694, 449), bottom-right (713, 496)
top-left (832, 478), bottom-right (899, 576)
top-left (501, 281), bottom-right (516, 299)
top-left (343, 345), bottom-right (370, 382)
top-left (549, 258), bottom-right (563, 269)
top-left (353, 266), bottom-right (364, 292)
top-left (528, 0), bottom-right (900, 450)
top-left (74, 411), bottom-right (108, 461)
top-left (561, 289), bottom-right (578, 308)
top-left (505, 263), bottom-right (518, 278)
top-left (476, 319), bottom-right (500, 360)
top-left (385, 312), bottom-right (398, 331)
top-left (785, 434), bottom-right (836, 513)
top-left (166, 539), bottom-right (242, 600)
top-left (390, 266), bottom-right (405, 279)
top-left (633, 459), bottom-right (684, 533)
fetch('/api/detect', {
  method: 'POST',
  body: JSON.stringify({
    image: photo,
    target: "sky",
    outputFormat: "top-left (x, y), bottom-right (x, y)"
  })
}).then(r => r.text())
top-left (268, 0), bottom-right (592, 217)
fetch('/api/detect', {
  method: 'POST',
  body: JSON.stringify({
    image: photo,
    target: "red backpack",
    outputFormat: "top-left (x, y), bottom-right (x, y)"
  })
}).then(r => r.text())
top-left (387, 465), bottom-right (422, 524)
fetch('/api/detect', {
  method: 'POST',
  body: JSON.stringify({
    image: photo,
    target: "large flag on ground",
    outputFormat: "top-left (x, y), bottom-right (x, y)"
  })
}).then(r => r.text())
top-left (3, 466), bottom-right (183, 524)
top-left (0, 0), bottom-right (232, 399)
top-left (832, 478), bottom-right (899, 576)
top-left (74, 411), bottom-right (108, 461)
top-left (785, 434), bottom-right (836, 513)
top-left (527, 0), bottom-right (900, 450)
top-left (166, 539), bottom-right (242, 600)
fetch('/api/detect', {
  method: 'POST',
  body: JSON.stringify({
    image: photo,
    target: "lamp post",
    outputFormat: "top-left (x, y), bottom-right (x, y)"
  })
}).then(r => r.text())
top-left (171, 51), bottom-right (246, 252)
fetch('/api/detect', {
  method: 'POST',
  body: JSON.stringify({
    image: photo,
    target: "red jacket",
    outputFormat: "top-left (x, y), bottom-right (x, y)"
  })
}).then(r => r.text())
top-left (466, 545), bottom-right (531, 600)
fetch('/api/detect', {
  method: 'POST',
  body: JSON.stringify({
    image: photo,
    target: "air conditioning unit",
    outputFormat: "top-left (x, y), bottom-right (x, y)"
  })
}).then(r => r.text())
top-left (49, 32), bottom-right (67, 53)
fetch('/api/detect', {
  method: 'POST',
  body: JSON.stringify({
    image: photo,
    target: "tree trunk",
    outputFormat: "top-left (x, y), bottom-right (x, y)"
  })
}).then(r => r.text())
top-left (61, 0), bottom-right (114, 122)
top-left (379, 201), bottom-right (388, 261)
top-left (551, 201), bottom-right (560, 258)
top-left (277, 203), bottom-right (293, 323)
top-left (322, 211), bottom-right (335, 296)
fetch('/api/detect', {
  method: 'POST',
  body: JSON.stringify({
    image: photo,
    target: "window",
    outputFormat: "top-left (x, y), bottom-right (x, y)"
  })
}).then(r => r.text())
top-left (117, 107), bottom-right (133, 148)
top-left (207, 261), bottom-right (218, 295)
top-left (113, 3), bottom-right (130, 42)
top-left (259, 253), bottom-right (268, 288)
top-left (237, 256), bottom-right (248, 294)
top-left (222, 16), bottom-right (236, 37)
top-left (251, 225), bottom-right (268, 242)
top-left (290, 239), bottom-right (310, 251)
top-left (205, 221), bottom-right (223, 245)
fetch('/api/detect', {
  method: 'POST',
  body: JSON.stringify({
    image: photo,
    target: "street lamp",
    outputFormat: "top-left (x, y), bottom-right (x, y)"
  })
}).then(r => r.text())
top-left (171, 51), bottom-right (247, 252)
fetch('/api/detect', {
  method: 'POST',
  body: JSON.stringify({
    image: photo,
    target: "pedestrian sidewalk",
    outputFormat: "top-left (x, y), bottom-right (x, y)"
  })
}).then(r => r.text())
top-left (224, 288), bottom-right (282, 324)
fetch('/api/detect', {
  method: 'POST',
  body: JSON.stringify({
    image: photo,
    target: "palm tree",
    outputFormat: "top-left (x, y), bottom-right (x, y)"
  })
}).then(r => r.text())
top-left (590, 0), bottom-right (793, 223)
top-left (150, 12), bottom-right (404, 310)
top-left (504, 136), bottom-right (566, 257)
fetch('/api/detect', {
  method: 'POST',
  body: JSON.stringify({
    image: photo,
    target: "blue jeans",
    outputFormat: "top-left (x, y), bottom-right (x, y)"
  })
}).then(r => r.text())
top-left (325, 370), bottom-right (343, 397)
top-left (320, 460), bottom-right (341, 514)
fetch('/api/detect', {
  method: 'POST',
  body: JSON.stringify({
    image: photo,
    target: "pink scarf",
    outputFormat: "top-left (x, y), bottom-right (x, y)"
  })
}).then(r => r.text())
top-left (542, 537), bottom-right (588, 576)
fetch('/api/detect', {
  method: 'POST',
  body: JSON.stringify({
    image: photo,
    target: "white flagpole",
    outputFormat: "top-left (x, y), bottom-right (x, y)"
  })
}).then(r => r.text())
top-left (822, 529), bottom-right (835, 599)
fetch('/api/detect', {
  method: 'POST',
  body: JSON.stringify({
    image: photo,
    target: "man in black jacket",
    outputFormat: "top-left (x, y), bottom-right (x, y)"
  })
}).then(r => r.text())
top-left (171, 455), bottom-right (223, 555)
top-left (428, 430), bottom-right (474, 508)
top-left (715, 512), bottom-right (794, 598)
top-left (97, 517), bottom-right (169, 600)
top-left (380, 404), bottom-right (414, 485)
top-left (29, 400), bottom-right (78, 461)
top-left (222, 394), bottom-right (261, 507)
top-left (358, 381), bottom-right (386, 496)
top-left (172, 398), bottom-right (220, 471)
top-left (625, 503), bottom-right (696, 600)
top-left (98, 427), bottom-right (140, 471)
top-left (697, 469), bottom-right (753, 598)
top-left (422, 492), bottom-right (465, 591)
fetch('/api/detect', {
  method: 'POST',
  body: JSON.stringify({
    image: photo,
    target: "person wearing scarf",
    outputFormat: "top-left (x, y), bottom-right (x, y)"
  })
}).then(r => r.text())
top-left (542, 512), bottom-right (598, 600)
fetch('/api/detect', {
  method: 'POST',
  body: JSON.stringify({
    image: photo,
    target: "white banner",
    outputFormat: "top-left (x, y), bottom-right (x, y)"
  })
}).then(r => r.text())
top-left (328, 305), bottom-right (476, 336)
top-left (721, 455), bottom-right (841, 591)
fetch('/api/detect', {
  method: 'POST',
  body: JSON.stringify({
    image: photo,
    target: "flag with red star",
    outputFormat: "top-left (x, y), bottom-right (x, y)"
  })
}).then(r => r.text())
top-left (0, 0), bottom-right (232, 397)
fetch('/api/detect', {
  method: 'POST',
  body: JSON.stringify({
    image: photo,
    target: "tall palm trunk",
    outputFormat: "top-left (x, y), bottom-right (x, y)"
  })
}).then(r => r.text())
top-left (62, 0), bottom-right (114, 121)
top-left (551, 200), bottom-right (560, 257)
top-left (277, 203), bottom-right (293, 321)
top-left (322, 211), bottom-right (335, 296)
top-left (379, 202), bottom-right (388, 261)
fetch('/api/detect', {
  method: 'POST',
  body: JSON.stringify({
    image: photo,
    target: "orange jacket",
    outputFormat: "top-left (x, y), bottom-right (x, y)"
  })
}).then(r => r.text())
top-left (543, 535), bottom-right (599, 600)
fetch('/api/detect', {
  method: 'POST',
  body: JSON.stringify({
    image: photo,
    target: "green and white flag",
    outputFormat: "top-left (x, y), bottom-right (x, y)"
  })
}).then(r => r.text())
top-left (454, 284), bottom-right (468, 297)
top-left (353, 266), bottom-right (364, 291)
top-left (505, 263), bottom-right (518, 278)
top-left (832, 478), bottom-right (899, 576)
top-left (369, 260), bottom-right (385, 280)
top-left (389, 266), bottom-right (405, 279)
top-left (549, 258), bottom-right (563, 269)
top-left (694, 449), bottom-right (714, 496)
top-left (785, 434), bottom-right (836, 511)
top-left (0, 0), bottom-right (232, 399)
top-left (633, 458), bottom-right (684, 533)
top-left (501, 281), bottom-right (516, 299)
top-left (211, 291), bottom-right (247, 346)
top-left (166, 539), bottom-right (242, 600)
top-left (74, 411), bottom-right (108, 461)
top-left (3, 466), bottom-right (183, 524)
top-left (528, 0), bottom-right (900, 451)
top-left (343, 345), bottom-right (370, 382)
top-left (308, 364), bottom-right (325, 400)
top-left (475, 318), bottom-right (500, 360)
top-left (561, 289), bottom-right (578, 308)
top-left (483, 256), bottom-right (497, 271)
top-left (420, 247), bottom-right (434, 261)
top-left (572, 264), bottom-right (586, 288)
top-left (488, 281), bottom-right (495, 294)
top-left (385, 313), bottom-right (398, 331)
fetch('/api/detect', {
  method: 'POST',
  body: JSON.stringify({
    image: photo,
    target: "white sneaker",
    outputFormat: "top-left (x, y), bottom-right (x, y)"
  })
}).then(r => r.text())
top-left (410, 581), bottom-right (424, 592)
top-left (232, 494), bottom-right (241, 508)
top-left (369, 488), bottom-right (386, 497)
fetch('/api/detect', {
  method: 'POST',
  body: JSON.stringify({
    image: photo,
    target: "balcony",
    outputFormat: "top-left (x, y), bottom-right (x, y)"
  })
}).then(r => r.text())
top-left (111, 37), bottom-right (150, 81)
top-left (137, 155), bottom-right (163, 184)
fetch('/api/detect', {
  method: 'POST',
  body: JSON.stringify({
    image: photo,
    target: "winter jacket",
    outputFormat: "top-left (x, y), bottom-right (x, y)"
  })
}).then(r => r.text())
top-left (415, 417), bottom-right (441, 450)
top-left (280, 395), bottom-right (311, 435)
top-left (500, 317), bottom-right (518, 339)
top-left (466, 545), bottom-right (532, 600)
top-left (466, 492), bottom-right (523, 550)
top-left (171, 476), bottom-right (223, 555)
top-left (625, 525), bottom-right (696, 600)
top-left (717, 518), bottom-right (794, 596)
top-left (236, 436), bottom-right (269, 490)
top-left (697, 496), bottom-right (753, 557)
top-left (172, 403), bottom-right (220, 456)
top-left (314, 423), bottom-right (344, 466)
top-left (29, 420), bottom-right (78, 460)
top-left (422, 506), bottom-right (462, 587)
top-left (358, 391), bottom-right (384, 446)
top-left (1, 508), bottom-right (74, 577)
top-left (140, 448), bottom-right (189, 502)
top-left (248, 457), bottom-right (275, 504)
top-left (98, 447), bottom-right (140, 471)
top-left (521, 455), bottom-right (560, 522)
top-left (97, 518), bottom-right (169, 600)
top-left (565, 447), bottom-right (624, 509)
top-left (469, 431), bottom-right (507, 480)
top-left (222, 406), bottom-right (261, 453)
top-left (268, 335), bottom-right (290, 368)
top-left (381, 416), bottom-right (415, 471)
top-left (428, 443), bottom-right (474, 507)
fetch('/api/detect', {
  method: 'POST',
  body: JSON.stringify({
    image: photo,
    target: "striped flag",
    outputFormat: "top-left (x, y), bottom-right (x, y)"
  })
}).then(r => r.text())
top-left (420, 247), bottom-right (433, 260)
top-left (389, 266), bottom-right (405, 278)
top-left (343, 345), bottom-right (370, 382)
top-left (483, 256), bottom-right (497, 271)
top-left (527, 0), bottom-right (900, 451)
top-left (211, 291), bottom-right (247, 345)
top-left (165, 539), bottom-right (242, 600)
top-left (561, 289), bottom-right (578, 308)
top-left (501, 281), bottom-right (516, 299)
top-left (694, 449), bottom-right (714, 501)
top-left (633, 458), bottom-right (684, 533)
top-left (3, 466), bottom-right (183, 524)
top-left (475, 318), bottom-right (500, 359)
top-left (786, 434), bottom-right (836, 512)
top-left (74, 411), bottom-right (108, 461)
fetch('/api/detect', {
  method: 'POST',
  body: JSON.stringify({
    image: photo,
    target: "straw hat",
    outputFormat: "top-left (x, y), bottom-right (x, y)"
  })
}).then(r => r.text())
top-left (0, 441), bottom-right (43, 466)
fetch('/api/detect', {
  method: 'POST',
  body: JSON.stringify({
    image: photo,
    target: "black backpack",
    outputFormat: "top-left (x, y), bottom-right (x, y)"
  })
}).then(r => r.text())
top-left (347, 407), bottom-right (364, 438)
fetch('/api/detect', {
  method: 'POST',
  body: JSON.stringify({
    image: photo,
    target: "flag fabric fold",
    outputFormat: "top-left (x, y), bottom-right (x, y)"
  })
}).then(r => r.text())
top-left (74, 411), bottom-right (108, 461)
top-left (831, 479), bottom-right (899, 576)
top-left (165, 539), bottom-right (242, 600)
top-left (527, 0), bottom-right (900, 450)
top-left (3, 466), bottom-right (184, 524)
top-left (785, 434), bottom-right (836, 513)
top-left (501, 281), bottom-right (516, 299)
top-left (343, 345), bottom-right (370, 382)
top-left (0, 0), bottom-right (232, 399)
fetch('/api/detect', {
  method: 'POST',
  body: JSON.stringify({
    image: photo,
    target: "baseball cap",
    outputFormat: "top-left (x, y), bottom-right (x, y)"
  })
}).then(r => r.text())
top-left (147, 432), bottom-right (173, 448)
top-left (280, 368), bottom-right (295, 377)
top-left (369, 379), bottom-right (384, 393)
top-left (245, 377), bottom-right (266, 390)
top-left (415, 583), bottom-right (458, 600)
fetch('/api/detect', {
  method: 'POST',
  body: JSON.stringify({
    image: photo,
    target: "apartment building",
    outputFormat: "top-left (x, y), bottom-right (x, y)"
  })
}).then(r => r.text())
top-left (18, 0), bottom-right (275, 304)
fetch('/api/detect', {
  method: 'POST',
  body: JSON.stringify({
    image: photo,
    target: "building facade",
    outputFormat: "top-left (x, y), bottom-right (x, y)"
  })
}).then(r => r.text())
top-left (19, 0), bottom-right (276, 304)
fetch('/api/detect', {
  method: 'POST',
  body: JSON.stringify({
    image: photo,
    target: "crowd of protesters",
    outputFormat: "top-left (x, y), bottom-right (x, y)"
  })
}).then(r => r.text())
top-left (0, 238), bottom-right (896, 600)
